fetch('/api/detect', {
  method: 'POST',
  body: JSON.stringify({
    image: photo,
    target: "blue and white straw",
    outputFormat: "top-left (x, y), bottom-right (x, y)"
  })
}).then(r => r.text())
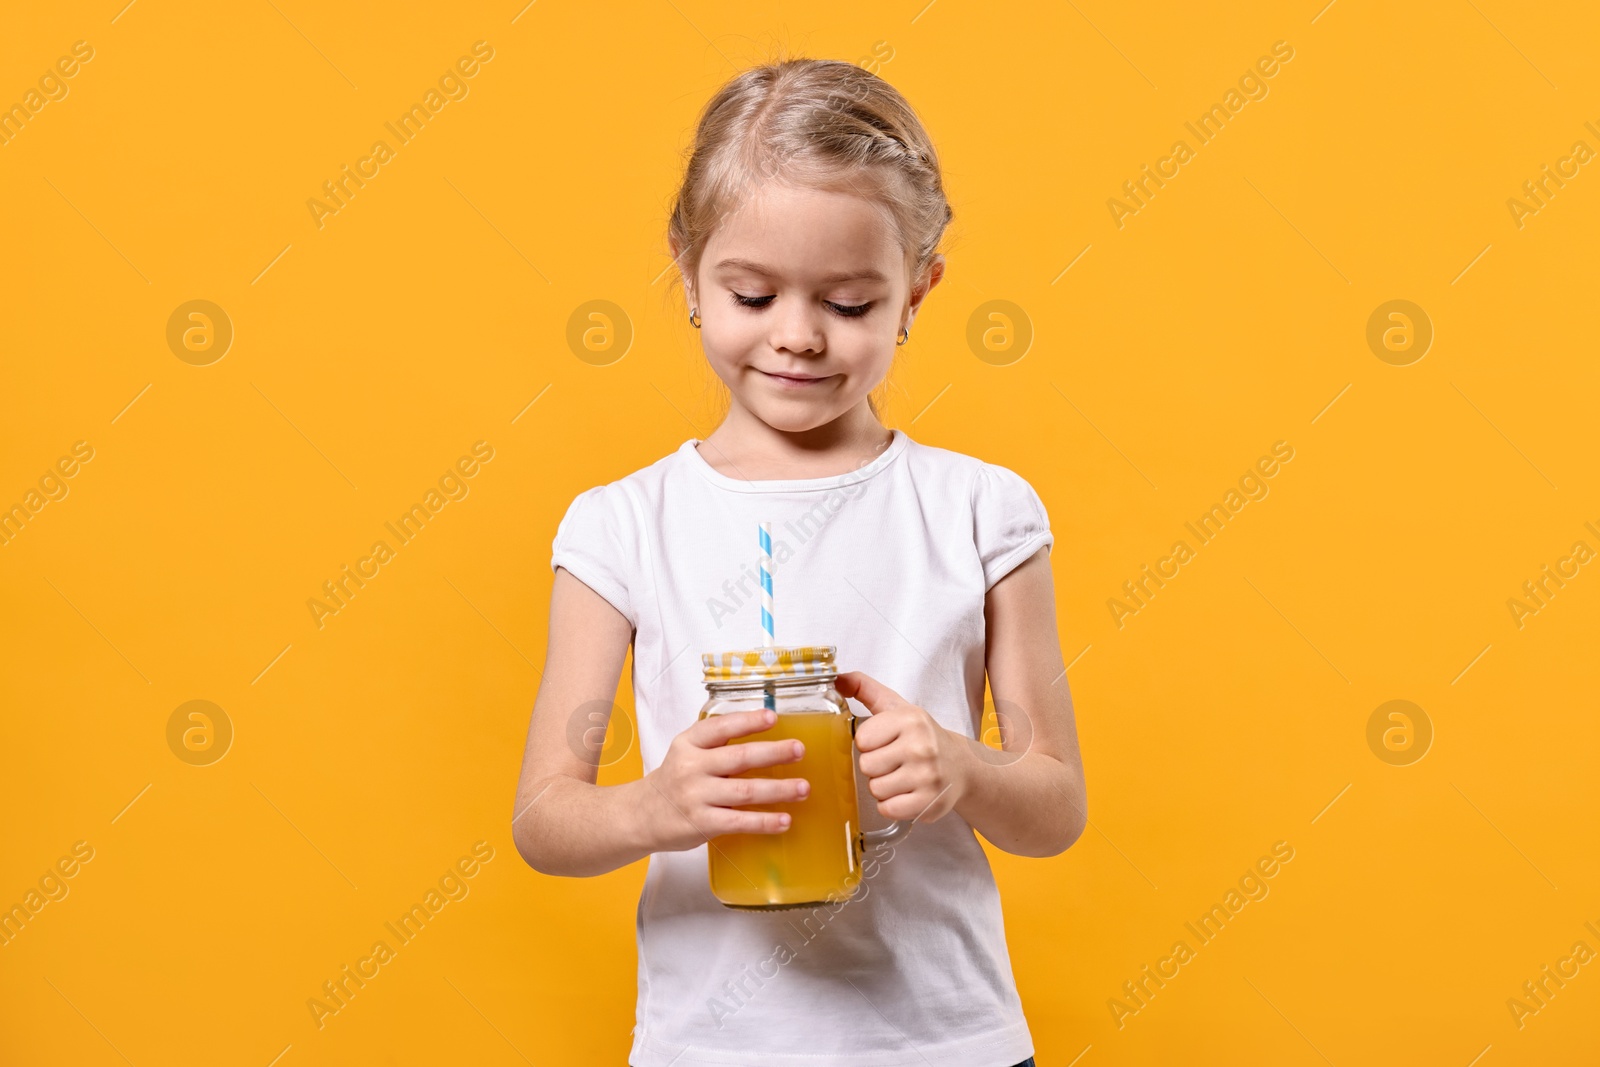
top-left (759, 521), bottom-right (775, 710)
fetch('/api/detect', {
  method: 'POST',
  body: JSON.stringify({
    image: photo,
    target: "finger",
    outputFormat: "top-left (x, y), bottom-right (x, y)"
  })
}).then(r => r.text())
top-left (834, 671), bottom-right (907, 715)
top-left (874, 778), bottom-right (957, 823)
top-left (706, 738), bottom-right (805, 775)
top-left (856, 741), bottom-right (908, 778)
top-left (706, 775), bottom-right (811, 808)
top-left (708, 808), bottom-right (793, 836)
top-left (852, 706), bottom-right (909, 754)
top-left (690, 708), bottom-right (779, 747)
top-left (864, 766), bottom-right (918, 802)
top-left (875, 792), bottom-right (940, 823)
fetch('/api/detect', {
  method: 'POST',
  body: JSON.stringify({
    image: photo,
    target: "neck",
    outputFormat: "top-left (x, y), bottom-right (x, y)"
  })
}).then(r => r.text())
top-left (697, 400), bottom-right (894, 480)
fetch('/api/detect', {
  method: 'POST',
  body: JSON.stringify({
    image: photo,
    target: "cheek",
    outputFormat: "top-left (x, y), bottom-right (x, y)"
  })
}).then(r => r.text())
top-left (832, 330), bottom-right (894, 380)
top-left (701, 324), bottom-right (755, 374)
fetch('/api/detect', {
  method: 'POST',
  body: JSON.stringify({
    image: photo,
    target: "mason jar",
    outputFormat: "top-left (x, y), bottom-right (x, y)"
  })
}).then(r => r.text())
top-left (698, 645), bottom-right (908, 910)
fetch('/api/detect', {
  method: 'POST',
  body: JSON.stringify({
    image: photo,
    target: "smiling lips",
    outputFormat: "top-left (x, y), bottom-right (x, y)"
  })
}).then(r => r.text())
top-left (759, 369), bottom-right (833, 389)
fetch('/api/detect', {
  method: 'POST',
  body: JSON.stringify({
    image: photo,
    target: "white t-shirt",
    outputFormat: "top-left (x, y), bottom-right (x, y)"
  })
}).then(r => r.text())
top-left (550, 428), bottom-right (1053, 1067)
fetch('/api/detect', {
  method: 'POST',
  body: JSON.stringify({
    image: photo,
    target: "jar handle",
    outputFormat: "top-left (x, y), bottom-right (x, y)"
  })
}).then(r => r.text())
top-left (862, 820), bottom-right (911, 847)
top-left (849, 710), bottom-right (913, 848)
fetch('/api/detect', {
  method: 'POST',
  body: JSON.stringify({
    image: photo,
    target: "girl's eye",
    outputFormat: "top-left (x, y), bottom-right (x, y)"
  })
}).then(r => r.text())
top-left (729, 292), bottom-right (874, 318)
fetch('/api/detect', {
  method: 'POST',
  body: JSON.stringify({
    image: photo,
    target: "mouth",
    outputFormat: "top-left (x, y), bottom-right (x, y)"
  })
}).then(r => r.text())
top-left (759, 369), bottom-right (834, 389)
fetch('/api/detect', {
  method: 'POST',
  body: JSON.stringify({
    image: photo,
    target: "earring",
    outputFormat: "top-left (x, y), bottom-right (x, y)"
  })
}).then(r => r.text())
top-left (689, 307), bottom-right (701, 328)
top-left (896, 325), bottom-right (910, 346)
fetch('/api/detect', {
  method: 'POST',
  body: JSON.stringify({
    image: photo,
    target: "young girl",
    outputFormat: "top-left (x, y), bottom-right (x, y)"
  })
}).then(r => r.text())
top-left (513, 57), bottom-right (1086, 1067)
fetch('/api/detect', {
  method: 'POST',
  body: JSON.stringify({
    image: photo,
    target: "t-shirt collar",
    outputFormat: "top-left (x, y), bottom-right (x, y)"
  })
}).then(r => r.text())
top-left (679, 429), bottom-right (910, 494)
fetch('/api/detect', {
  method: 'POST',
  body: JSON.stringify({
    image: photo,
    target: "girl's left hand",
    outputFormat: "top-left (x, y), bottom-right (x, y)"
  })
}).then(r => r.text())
top-left (834, 671), bottom-right (967, 825)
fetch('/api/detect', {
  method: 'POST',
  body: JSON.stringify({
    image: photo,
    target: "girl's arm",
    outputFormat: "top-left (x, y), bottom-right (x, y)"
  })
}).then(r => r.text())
top-left (511, 568), bottom-right (658, 877)
top-left (961, 546), bottom-right (1087, 856)
top-left (513, 568), bottom-right (811, 877)
top-left (839, 546), bottom-right (1087, 858)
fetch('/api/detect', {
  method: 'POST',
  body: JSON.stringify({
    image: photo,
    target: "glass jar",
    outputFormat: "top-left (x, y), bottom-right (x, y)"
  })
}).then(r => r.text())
top-left (698, 645), bottom-right (908, 910)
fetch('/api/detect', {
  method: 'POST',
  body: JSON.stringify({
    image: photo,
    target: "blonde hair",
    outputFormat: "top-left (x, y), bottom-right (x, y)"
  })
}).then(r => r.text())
top-left (667, 56), bottom-right (953, 421)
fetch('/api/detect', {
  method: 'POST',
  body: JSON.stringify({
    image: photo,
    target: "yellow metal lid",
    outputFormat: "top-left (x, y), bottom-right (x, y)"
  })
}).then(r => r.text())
top-left (701, 645), bottom-right (836, 682)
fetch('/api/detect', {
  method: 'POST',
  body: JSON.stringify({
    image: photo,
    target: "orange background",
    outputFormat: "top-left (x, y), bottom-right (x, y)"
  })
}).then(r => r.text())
top-left (3, 1), bottom-right (1598, 1064)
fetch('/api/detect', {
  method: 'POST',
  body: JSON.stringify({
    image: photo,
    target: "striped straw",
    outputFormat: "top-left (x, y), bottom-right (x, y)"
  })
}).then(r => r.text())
top-left (759, 521), bottom-right (775, 710)
top-left (759, 521), bottom-right (774, 646)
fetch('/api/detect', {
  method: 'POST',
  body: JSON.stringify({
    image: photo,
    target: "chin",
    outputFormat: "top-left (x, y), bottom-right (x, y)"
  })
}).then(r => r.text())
top-left (746, 400), bottom-right (839, 433)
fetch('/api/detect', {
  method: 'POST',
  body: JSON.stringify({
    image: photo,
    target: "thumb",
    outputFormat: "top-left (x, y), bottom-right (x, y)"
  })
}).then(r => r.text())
top-left (834, 671), bottom-right (905, 714)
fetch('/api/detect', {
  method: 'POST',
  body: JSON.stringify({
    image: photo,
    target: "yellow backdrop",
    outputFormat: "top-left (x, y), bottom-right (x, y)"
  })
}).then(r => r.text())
top-left (3, 1), bottom-right (1597, 1064)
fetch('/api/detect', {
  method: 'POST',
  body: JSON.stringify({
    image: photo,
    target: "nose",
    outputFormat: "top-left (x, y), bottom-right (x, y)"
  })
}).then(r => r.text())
top-left (768, 297), bottom-right (826, 356)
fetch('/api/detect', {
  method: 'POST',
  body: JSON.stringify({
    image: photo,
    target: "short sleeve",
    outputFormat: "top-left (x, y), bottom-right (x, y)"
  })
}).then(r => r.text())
top-left (971, 461), bottom-right (1054, 591)
top-left (551, 484), bottom-right (636, 627)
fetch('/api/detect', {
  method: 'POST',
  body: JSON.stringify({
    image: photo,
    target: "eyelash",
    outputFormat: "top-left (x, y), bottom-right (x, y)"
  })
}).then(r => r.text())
top-left (729, 292), bottom-right (874, 318)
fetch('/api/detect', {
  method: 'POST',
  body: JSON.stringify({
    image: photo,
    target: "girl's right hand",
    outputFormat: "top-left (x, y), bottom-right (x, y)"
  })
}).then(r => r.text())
top-left (639, 709), bottom-right (811, 853)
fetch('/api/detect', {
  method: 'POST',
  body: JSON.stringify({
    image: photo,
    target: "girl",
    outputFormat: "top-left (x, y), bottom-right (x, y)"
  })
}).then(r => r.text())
top-left (513, 57), bottom-right (1086, 1067)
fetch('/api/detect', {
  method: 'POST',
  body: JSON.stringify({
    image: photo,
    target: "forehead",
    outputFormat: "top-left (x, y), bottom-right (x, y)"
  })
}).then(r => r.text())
top-left (704, 182), bottom-right (903, 283)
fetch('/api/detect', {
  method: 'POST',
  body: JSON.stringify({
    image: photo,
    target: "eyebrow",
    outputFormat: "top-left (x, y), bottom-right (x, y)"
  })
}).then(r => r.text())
top-left (712, 258), bottom-right (888, 284)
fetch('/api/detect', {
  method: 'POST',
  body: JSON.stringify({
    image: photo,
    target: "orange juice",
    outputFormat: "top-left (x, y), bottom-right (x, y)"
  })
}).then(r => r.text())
top-left (703, 710), bottom-right (863, 909)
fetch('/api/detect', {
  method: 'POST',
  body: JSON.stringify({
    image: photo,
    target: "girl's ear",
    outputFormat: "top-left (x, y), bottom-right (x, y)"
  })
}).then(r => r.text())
top-left (904, 253), bottom-right (946, 331)
top-left (912, 254), bottom-right (946, 307)
top-left (670, 238), bottom-right (696, 308)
